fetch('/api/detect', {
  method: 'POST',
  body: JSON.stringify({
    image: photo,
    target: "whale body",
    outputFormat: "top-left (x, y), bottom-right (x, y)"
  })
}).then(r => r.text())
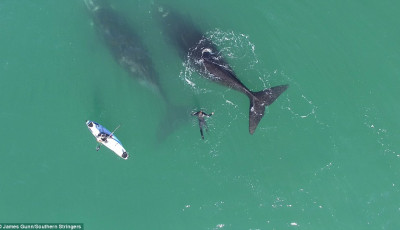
top-left (155, 6), bottom-right (288, 134)
top-left (85, 0), bottom-right (162, 94)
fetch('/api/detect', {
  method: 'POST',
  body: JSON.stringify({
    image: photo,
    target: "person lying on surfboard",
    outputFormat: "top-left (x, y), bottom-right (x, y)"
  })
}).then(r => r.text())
top-left (86, 120), bottom-right (129, 160)
top-left (98, 132), bottom-right (109, 142)
top-left (96, 133), bottom-right (110, 150)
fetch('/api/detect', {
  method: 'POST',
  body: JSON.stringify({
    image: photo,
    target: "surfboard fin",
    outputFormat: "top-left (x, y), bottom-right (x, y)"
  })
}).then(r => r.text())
top-left (249, 84), bottom-right (289, 134)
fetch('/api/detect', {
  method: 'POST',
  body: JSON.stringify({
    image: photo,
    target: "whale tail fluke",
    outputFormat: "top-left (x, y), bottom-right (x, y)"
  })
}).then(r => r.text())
top-left (249, 84), bottom-right (289, 134)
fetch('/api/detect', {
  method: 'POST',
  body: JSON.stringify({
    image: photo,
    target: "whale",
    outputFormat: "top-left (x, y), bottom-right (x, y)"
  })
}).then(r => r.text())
top-left (85, 0), bottom-right (163, 95)
top-left (155, 6), bottom-right (288, 134)
top-left (85, 0), bottom-right (190, 140)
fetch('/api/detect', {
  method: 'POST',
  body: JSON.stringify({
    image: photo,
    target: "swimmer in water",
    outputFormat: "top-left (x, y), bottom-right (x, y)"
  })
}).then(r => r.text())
top-left (191, 110), bottom-right (214, 140)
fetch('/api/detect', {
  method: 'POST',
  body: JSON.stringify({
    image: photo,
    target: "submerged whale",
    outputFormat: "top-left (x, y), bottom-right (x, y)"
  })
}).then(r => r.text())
top-left (85, 0), bottom-right (163, 95)
top-left (85, 0), bottom-right (190, 140)
top-left (155, 6), bottom-right (288, 134)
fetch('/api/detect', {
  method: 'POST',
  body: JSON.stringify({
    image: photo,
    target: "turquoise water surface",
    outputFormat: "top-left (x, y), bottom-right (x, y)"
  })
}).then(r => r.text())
top-left (1, 0), bottom-right (399, 229)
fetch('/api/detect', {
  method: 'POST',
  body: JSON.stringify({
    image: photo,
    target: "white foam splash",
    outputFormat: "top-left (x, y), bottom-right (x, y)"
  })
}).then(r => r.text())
top-left (363, 106), bottom-right (398, 156)
top-left (179, 28), bottom-right (259, 92)
top-left (185, 77), bottom-right (196, 87)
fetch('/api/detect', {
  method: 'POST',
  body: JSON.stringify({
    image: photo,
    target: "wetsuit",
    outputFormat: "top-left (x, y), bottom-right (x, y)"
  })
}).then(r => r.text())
top-left (96, 133), bottom-right (109, 151)
top-left (192, 111), bottom-right (213, 139)
top-left (98, 133), bottom-right (109, 142)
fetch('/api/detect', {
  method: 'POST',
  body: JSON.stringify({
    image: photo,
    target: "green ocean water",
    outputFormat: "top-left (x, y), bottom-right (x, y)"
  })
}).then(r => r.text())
top-left (1, 0), bottom-right (399, 229)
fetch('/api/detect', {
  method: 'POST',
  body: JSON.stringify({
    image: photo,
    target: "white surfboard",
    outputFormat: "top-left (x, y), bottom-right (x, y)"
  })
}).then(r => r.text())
top-left (86, 120), bottom-right (129, 160)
